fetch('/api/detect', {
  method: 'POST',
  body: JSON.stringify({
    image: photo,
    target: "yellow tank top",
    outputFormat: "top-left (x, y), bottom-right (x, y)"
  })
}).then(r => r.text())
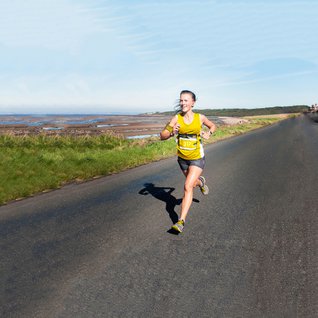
top-left (176, 113), bottom-right (204, 160)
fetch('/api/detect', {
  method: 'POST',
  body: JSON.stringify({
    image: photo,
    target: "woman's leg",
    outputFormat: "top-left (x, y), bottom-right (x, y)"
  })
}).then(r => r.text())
top-left (180, 165), bottom-right (203, 222)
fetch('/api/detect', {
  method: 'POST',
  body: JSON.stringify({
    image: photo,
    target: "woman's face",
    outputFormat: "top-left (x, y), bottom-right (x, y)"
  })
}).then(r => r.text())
top-left (180, 93), bottom-right (195, 113)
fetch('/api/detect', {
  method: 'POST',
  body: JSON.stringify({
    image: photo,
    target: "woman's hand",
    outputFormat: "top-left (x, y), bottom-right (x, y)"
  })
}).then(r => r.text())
top-left (201, 130), bottom-right (212, 140)
top-left (172, 123), bottom-right (180, 135)
top-left (160, 118), bottom-right (179, 140)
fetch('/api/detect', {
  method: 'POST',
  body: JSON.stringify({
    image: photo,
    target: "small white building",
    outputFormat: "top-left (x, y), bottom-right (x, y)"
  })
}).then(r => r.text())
top-left (310, 104), bottom-right (318, 112)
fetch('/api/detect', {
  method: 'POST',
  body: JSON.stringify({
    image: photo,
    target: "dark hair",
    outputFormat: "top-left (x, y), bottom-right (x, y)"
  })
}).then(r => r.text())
top-left (174, 90), bottom-right (197, 113)
top-left (180, 90), bottom-right (196, 101)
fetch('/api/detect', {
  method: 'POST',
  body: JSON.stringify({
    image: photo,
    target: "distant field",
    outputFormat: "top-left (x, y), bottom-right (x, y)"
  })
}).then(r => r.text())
top-left (244, 113), bottom-right (292, 119)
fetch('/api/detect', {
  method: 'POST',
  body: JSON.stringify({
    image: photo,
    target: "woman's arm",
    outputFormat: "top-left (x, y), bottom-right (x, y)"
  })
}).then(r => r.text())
top-left (160, 115), bottom-right (179, 140)
top-left (200, 114), bottom-right (217, 140)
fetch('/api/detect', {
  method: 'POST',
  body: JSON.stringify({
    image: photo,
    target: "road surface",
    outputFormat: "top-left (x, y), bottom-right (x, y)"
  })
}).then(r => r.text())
top-left (1, 115), bottom-right (318, 317)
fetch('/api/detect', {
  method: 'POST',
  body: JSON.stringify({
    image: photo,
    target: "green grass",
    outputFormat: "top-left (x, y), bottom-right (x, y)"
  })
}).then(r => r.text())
top-left (0, 116), bottom-right (289, 205)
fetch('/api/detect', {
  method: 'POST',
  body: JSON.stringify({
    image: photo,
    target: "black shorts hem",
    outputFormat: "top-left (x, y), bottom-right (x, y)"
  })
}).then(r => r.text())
top-left (177, 156), bottom-right (205, 171)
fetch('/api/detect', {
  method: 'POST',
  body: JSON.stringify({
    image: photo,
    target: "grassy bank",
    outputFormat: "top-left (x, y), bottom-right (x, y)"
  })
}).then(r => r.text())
top-left (0, 116), bottom-right (289, 205)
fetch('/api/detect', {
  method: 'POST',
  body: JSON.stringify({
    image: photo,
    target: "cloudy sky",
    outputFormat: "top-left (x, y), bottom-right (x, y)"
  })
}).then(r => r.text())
top-left (0, 0), bottom-right (317, 114)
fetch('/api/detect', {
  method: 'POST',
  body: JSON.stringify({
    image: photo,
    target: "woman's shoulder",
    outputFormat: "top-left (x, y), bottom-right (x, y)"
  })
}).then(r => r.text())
top-left (197, 113), bottom-right (207, 122)
top-left (169, 114), bottom-right (179, 124)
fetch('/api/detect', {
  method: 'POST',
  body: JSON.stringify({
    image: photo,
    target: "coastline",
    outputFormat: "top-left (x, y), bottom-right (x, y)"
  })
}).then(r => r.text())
top-left (0, 114), bottom-right (240, 138)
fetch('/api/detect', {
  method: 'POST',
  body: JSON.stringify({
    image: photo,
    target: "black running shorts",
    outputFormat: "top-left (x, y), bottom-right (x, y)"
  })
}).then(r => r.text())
top-left (177, 156), bottom-right (205, 171)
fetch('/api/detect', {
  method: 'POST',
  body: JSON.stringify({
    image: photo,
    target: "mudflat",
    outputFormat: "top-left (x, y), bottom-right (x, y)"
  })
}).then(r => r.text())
top-left (0, 114), bottom-right (228, 138)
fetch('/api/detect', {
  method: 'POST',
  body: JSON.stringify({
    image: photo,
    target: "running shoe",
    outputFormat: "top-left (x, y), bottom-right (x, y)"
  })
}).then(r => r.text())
top-left (171, 219), bottom-right (184, 233)
top-left (199, 176), bottom-right (209, 195)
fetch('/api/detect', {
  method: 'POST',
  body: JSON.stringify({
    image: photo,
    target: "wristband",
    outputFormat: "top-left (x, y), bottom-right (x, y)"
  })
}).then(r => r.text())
top-left (165, 124), bottom-right (173, 133)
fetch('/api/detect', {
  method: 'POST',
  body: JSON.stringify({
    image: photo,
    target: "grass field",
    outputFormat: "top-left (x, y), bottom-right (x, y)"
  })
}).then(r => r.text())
top-left (0, 116), bottom-right (291, 205)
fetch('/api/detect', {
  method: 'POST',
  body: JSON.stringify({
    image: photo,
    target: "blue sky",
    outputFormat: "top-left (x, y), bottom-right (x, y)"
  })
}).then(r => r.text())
top-left (0, 0), bottom-right (317, 114)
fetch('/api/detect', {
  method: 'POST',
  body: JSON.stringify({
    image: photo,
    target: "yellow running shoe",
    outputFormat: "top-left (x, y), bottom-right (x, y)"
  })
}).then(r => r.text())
top-left (199, 176), bottom-right (209, 195)
top-left (171, 219), bottom-right (184, 233)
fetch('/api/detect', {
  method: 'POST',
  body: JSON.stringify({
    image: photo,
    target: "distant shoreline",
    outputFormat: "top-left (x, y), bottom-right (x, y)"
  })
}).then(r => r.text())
top-left (0, 113), bottom-right (293, 138)
top-left (0, 113), bottom-right (139, 116)
top-left (0, 114), bottom-right (174, 138)
top-left (0, 114), bottom-right (224, 138)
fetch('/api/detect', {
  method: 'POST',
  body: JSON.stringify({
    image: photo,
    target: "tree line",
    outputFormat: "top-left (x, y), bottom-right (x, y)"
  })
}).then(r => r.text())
top-left (159, 105), bottom-right (309, 117)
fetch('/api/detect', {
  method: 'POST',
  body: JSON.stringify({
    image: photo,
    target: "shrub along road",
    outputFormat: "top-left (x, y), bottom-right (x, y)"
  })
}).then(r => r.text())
top-left (1, 115), bottom-right (317, 317)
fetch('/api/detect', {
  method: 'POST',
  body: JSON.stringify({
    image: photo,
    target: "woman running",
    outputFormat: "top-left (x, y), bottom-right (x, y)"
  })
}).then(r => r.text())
top-left (160, 90), bottom-right (216, 233)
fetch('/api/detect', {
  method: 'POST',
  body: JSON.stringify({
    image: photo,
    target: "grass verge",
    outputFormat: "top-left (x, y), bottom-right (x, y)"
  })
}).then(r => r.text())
top-left (0, 115), bottom-right (290, 205)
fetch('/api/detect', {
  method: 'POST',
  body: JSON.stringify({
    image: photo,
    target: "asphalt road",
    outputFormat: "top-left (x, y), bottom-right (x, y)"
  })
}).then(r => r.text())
top-left (1, 115), bottom-right (318, 318)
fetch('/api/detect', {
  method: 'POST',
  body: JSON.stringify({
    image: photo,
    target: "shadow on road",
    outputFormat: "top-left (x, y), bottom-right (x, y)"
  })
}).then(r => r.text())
top-left (139, 183), bottom-right (200, 235)
top-left (139, 183), bottom-right (180, 224)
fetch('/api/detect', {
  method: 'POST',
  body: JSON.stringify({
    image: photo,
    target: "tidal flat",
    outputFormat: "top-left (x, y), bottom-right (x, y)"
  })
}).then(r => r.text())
top-left (0, 114), bottom-right (229, 138)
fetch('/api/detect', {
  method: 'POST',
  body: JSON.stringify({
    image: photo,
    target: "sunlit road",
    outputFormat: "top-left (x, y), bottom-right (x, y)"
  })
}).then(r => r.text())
top-left (1, 115), bottom-right (318, 317)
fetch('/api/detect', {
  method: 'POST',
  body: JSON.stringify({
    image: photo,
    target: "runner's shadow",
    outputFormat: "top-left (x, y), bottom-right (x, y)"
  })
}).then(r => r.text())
top-left (139, 183), bottom-right (181, 224)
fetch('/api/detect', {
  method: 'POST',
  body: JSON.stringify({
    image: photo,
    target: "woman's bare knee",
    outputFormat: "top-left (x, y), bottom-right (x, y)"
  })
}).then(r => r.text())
top-left (184, 181), bottom-right (196, 192)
